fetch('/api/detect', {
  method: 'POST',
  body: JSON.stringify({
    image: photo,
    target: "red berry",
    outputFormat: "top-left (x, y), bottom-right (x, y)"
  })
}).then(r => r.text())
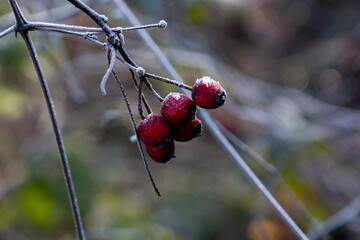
top-left (145, 140), bottom-right (175, 163)
top-left (192, 76), bottom-right (226, 109)
top-left (173, 118), bottom-right (202, 142)
top-left (137, 113), bottom-right (172, 147)
top-left (161, 92), bottom-right (197, 124)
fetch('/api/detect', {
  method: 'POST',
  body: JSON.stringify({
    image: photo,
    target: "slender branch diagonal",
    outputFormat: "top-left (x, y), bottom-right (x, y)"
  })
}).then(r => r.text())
top-left (111, 69), bottom-right (161, 196)
top-left (20, 31), bottom-right (86, 240)
top-left (0, 25), bottom-right (16, 39)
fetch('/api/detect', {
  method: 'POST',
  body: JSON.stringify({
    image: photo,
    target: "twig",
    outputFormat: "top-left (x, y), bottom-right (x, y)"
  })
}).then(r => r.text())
top-left (117, 44), bottom-right (165, 102)
top-left (66, 0), bottom-right (165, 107)
top-left (0, 24), bottom-right (15, 39)
top-left (1, 0), bottom-right (110, 29)
top-left (141, 75), bottom-right (164, 102)
top-left (113, 1), bottom-right (309, 239)
top-left (217, 122), bottom-right (319, 230)
top-left (129, 69), bottom-right (152, 114)
top-left (100, 44), bottom-right (116, 95)
top-left (67, 0), bottom-right (120, 47)
top-left (217, 122), bottom-right (278, 175)
top-left (145, 72), bottom-right (193, 91)
top-left (21, 29), bottom-right (86, 240)
top-left (31, 20), bottom-right (166, 34)
top-left (137, 76), bottom-right (145, 119)
top-left (307, 195), bottom-right (360, 240)
top-left (111, 69), bottom-right (161, 196)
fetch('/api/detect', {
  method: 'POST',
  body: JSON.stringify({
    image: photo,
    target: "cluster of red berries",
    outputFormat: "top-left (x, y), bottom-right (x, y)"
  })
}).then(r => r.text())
top-left (137, 76), bottom-right (226, 163)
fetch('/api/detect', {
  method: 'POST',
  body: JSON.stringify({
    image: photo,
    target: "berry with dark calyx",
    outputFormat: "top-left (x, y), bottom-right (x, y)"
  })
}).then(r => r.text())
top-left (137, 113), bottom-right (172, 147)
top-left (145, 140), bottom-right (175, 163)
top-left (173, 118), bottom-right (202, 142)
top-left (161, 92), bottom-right (197, 124)
top-left (192, 76), bottom-right (226, 109)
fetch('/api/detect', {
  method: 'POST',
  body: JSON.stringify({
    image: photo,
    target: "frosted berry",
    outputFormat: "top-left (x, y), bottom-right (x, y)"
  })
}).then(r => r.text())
top-left (145, 140), bottom-right (175, 163)
top-left (137, 113), bottom-right (172, 147)
top-left (173, 118), bottom-right (202, 142)
top-left (192, 76), bottom-right (226, 109)
top-left (161, 92), bottom-right (197, 124)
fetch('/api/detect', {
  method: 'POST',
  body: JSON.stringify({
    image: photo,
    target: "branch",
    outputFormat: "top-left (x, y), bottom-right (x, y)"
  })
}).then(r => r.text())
top-left (20, 31), bottom-right (86, 240)
top-left (67, 0), bottom-right (120, 46)
top-left (217, 122), bottom-right (318, 230)
top-left (129, 69), bottom-right (152, 114)
top-left (307, 195), bottom-right (360, 240)
top-left (217, 122), bottom-right (278, 175)
top-left (0, 25), bottom-right (15, 39)
top-left (137, 76), bottom-right (145, 119)
top-left (30, 20), bottom-right (166, 35)
top-left (8, 0), bottom-right (27, 26)
top-left (145, 72), bottom-right (193, 91)
top-left (113, 0), bottom-right (309, 239)
top-left (110, 69), bottom-right (161, 196)
top-left (141, 75), bottom-right (164, 102)
top-left (6, 0), bottom-right (86, 238)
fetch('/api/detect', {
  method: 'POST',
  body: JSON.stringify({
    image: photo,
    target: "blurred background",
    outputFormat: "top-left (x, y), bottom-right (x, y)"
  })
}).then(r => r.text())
top-left (0, 0), bottom-right (360, 239)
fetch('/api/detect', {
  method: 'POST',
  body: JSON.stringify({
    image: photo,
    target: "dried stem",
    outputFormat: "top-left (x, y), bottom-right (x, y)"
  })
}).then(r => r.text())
top-left (141, 76), bottom-right (164, 102)
top-left (0, 24), bottom-right (15, 39)
top-left (145, 72), bottom-right (193, 91)
top-left (217, 122), bottom-right (278, 175)
top-left (137, 76), bottom-right (145, 119)
top-left (100, 44), bottom-right (116, 95)
top-left (111, 69), bottom-right (161, 196)
top-left (129, 69), bottom-right (152, 114)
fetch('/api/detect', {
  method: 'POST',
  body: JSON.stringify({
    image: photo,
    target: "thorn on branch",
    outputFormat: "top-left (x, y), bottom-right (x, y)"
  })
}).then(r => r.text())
top-left (99, 14), bottom-right (108, 23)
